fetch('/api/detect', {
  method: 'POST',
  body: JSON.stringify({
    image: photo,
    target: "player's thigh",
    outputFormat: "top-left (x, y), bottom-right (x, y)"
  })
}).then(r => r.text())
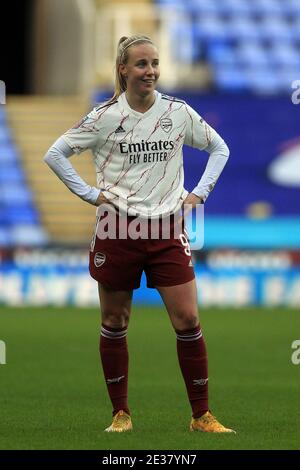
top-left (90, 234), bottom-right (145, 290)
top-left (156, 279), bottom-right (199, 330)
top-left (98, 284), bottom-right (133, 328)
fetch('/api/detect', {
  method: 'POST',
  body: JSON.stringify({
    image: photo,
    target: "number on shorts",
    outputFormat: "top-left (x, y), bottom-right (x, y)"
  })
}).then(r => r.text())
top-left (179, 231), bottom-right (191, 256)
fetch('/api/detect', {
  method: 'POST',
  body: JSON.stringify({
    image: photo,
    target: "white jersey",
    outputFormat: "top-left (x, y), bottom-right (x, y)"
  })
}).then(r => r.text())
top-left (62, 91), bottom-right (219, 217)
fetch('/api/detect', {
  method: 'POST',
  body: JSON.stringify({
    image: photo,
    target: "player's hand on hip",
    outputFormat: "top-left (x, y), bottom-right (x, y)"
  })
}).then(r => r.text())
top-left (183, 193), bottom-right (203, 212)
top-left (95, 192), bottom-right (110, 206)
top-left (179, 193), bottom-right (203, 222)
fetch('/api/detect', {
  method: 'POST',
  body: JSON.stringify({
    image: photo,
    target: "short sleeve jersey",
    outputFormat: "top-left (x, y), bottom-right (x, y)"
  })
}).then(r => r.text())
top-left (62, 91), bottom-right (216, 217)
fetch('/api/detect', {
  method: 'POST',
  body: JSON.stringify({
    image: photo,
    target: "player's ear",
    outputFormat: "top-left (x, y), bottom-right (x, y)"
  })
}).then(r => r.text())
top-left (119, 63), bottom-right (128, 80)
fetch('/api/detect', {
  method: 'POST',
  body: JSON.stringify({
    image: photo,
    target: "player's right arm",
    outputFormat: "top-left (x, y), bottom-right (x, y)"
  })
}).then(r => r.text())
top-left (44, 108), bottom-right (107, 206)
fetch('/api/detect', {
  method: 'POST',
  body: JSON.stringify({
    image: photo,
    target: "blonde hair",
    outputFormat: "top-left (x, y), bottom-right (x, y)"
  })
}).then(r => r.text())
top-left (109, 35), bottom-right (155, 102)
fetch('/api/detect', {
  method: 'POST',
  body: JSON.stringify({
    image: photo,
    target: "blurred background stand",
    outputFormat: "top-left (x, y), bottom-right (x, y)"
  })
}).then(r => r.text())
top-left (1, 0), bottom-right (300, 307)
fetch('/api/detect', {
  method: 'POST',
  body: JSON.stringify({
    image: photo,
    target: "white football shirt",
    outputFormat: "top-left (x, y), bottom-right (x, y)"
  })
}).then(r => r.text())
top-left (62, 91), bottom-right (220, 217)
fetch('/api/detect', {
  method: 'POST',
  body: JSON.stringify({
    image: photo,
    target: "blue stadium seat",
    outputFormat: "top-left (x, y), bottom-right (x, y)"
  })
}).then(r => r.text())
top-left (194, 15), bottom-right (230, 41)
top-left (0, 126), bottom-right (11, 143)
top-left (283, 0), bottom-right (300, 17)
top-left (250, 0), bottom-right (284, 16)
top-left (0, 166), bottom-right (24, 183)
top-left (0, 184), bottom-right (33, 204)
top-left (290, 19), bottom-right (300, 41)
top-left (0, 207), bottom-right (8, 224)
top-left (226, 17), bottom-right (263, 41)
top-left (169, 21), bottom-right (198, 63)
top-left (208, 44), bottom-right (237, 67)
top-left (0, 227), bottom-right (11, 247)
top-left (0, 144), bottom-right (19, 164)
top-left (259, 17), bottom-right (292, 41)
top-left (156, 0), bottom-right (186, 14)
top-left (236, 43), bottom-right (270, 67)
top-left (218, 0), bottom-right (253, 16)
top-left (10, 224), bottom-right (48, 246)
top-left (269, 43), bottom-right (300, 68)
top-left (187, 0), bottom-right (220, 16)
top-left (245, 68), bottom-right (283, 94)
top-left (5, 205), bottom-right (39, 225)
top-left (156, 0), bottom-right (181, 4)
top-left (214, 66), bottom-right (248, 92)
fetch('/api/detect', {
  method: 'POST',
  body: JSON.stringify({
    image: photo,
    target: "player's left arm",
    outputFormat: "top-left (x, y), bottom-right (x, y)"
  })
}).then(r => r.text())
top-left (190, 132), bottom-right (230, 203)
top-left (183, 104), bottom-right (230, 208)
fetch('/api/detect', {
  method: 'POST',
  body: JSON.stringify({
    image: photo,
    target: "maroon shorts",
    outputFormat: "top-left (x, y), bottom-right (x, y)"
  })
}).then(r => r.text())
top-left (89, 210), bottom-right (195, 291)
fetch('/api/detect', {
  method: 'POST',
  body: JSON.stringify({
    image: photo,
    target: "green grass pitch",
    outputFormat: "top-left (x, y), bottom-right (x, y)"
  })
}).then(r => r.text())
top-left (0, 306), bottom-right (299, 450)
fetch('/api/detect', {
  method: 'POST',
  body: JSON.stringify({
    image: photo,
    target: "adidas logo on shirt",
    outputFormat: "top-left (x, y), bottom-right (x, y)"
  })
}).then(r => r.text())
top-left (115, 125), bottom-right (125, 134)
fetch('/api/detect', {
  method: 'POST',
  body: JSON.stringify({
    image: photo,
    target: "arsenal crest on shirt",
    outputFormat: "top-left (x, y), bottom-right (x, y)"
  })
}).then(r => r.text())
top-left (160, 118), bottom-right (173, 133)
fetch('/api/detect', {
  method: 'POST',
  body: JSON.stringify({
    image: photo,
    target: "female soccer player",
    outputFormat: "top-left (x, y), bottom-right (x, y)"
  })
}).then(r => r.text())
top-left (44, 35), bottom-right (235, 434)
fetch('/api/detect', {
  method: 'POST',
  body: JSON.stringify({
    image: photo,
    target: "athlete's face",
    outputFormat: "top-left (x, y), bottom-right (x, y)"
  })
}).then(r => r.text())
top-left (120, 43), bottom-right (160, 97)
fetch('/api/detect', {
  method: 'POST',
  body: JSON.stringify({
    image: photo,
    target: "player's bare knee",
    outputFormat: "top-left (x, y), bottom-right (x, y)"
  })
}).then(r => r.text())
top-left (102, 307), bottom-right (130, 328)
top-left (184, 315), bottom-right (199, 329)
top-left (174, 312), bottom-right (198, 330)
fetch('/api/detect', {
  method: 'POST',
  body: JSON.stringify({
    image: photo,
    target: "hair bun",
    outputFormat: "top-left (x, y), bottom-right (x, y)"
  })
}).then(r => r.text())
top-left (119, 37), bottom-right (128, 46)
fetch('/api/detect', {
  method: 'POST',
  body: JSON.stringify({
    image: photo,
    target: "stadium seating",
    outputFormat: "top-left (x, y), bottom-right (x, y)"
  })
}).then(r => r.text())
top-left (6, 96), bottom-right (96, 245)
top-left (0, 107), bottom-right (48, 247)
top-left (156, 0), bottom-right (300, 93)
